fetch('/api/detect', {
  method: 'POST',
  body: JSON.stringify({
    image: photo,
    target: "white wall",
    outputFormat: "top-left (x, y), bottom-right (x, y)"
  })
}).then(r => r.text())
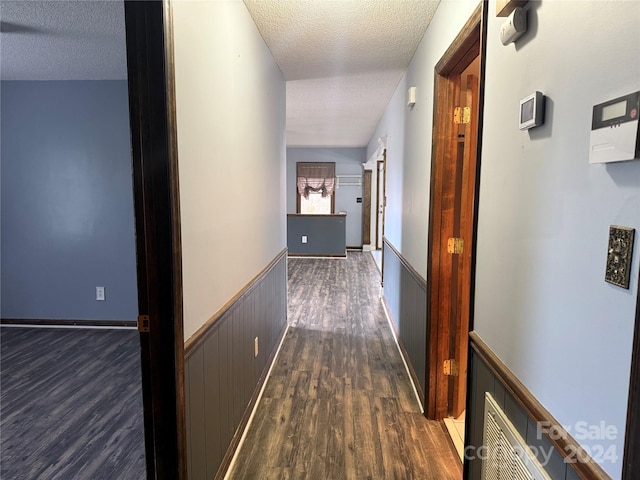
top-left (474, 2), bottom-right (639, 477)
top-left (172, 0), bottom-right (286, 341)
top-left (286, 147), bottom-right (366, 246)
top-left (367, 0), bottom-right (480, 276)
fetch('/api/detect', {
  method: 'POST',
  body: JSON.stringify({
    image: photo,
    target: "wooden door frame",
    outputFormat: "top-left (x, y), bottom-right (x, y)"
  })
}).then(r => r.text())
top-left (124, 1), bottom-right (187, 478)
top-left (362, 170), bottom-right (372, 246)
top-left (425, 1), bottom-right (487, 420)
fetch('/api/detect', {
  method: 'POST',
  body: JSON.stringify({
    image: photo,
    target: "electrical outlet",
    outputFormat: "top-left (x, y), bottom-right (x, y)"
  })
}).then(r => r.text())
top-left (254, 337), bottom-right (259, 358)
top-left (302, 235), bottom-right (308, 244)
top-left (96, 286), bottom-right (105, 301)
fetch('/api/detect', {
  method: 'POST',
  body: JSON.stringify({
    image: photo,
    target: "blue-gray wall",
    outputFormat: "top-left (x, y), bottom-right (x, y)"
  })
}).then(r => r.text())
top-left (287, 147), bottom-right (366, 247)
top-left (287, 214), bottom-right (347, 256)
top-left (1, 80), bottom-right (138, 321)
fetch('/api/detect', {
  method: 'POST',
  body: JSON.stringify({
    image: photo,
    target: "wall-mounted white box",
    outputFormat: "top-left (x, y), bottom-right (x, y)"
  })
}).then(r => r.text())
top-left (96, 286), bottom-right (105, 301)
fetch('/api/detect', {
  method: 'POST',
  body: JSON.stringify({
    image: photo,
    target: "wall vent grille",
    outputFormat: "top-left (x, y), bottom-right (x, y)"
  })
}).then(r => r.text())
top-left (482, 392), bottom-right (551, 480)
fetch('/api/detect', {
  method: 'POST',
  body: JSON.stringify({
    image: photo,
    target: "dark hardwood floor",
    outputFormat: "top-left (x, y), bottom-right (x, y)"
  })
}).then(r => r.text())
top-left (228, 252), bottom-right (462, 479)
top-left (0, 327), bottom-right (145, 479)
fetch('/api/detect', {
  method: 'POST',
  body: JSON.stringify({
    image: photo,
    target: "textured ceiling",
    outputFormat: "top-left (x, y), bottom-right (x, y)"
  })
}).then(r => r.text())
top-left (0, 0), bottom-right (440, 148)
top-left (244, 0), bottom-right (440, 147)
top-left (0, 0), bottom-right (127, 81)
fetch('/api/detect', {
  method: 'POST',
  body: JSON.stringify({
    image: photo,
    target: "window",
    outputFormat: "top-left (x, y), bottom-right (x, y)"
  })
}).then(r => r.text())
top-left (300, 191), bottom-right (332, 214)
top-left (296, 162), bottom-right (336, 214)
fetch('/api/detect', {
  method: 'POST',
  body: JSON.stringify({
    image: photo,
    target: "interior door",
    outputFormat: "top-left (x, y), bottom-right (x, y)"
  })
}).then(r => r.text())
top-left (427, 36), bottom-right (481, 420)
top-left (451, 69), bottom-right (479, 418)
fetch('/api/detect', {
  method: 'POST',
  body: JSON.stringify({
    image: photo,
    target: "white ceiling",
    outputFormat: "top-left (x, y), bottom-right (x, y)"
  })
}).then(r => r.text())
top-left (0, 1), bottom-right (127, 81)
top-left (244, 0), bottom-right (440, 147)
top-left (0, 0), bottom-right (440, 147)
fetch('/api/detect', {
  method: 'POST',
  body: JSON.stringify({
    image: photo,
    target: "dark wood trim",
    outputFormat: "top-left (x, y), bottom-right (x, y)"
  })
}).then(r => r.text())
top-left (622, 267), bottom-right (640, 479)
top-left (383, 237), bottom-right (427, 290)
top-left (469, 331), bottom-right (610, 480)
top-left (163, 3), bottom-right (188, 473)
top-left (287, 213), bottom-right (346, 218)
top-left (362, 169), bottom-right (372, 246)
top-left (435, 3), bottom-right (482, 76)
top-left (496, 0), bottom-right (527, 17)
top-left (124, 0), bottom-right (186, 477)
top-left (381, 297), bottom-right (426, 408)
top-left (287, 253), bottom-right (347, 258)
top-left (463, 1), bottom-right (489, 476)
top-left (184, 248), bottom-right (288, 357)
top-left (214, 321), bottom-right (289, 479)
top-left (0, 319), bottom-right (137, 328)
top-left (467, 0), bottom-right (488, 340)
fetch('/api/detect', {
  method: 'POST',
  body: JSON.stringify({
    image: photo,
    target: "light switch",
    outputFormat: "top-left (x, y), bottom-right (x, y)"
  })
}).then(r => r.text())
top-left (302, 235), bottom-right (308, 244)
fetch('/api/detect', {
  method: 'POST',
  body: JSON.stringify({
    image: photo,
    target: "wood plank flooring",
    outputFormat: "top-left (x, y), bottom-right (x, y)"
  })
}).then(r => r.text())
top-left (0, 327), bottom-right (145, 479)
top-left (228, 252), bottom-right (462, 479)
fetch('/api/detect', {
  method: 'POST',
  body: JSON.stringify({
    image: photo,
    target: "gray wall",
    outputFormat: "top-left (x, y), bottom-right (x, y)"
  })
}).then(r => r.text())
top-left (466, 345), bottom-right (579, 480)
top-left (287, 215), bottom-right (346, 256)
top-left (185, 253), bottom-right (287, 479)
top-left (382, 241), bottom-right (428, 399)
top-left (1, 80), bottom-right (138, 321)
top-left (473, 3), bottom-right (639, 476)
top-left (287, 147), bottom-right (366, 247)
top-left (369, 1), bottom-right (639, 476)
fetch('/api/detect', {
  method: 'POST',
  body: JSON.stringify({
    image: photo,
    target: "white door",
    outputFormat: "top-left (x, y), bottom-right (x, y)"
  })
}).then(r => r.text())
top-left (376, 160), bottom-right (385, 249)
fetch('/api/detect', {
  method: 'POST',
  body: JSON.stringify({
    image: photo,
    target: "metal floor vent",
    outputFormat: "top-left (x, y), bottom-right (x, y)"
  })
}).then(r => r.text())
top-left (482, 392), bottom-right (551, 480)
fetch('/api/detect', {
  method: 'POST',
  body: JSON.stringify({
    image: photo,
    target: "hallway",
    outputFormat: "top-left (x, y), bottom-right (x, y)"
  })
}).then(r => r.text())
top-left (228, 252), bottom-right (461, 479)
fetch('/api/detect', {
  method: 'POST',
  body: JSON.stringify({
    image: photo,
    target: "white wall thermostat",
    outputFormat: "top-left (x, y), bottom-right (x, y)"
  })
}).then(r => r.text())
top-left (500, 7), bottom-right (527, 46)
top-left (519, 91), bottom-right (545, 130)
top-left (589, 91), bottom-right (640, 164)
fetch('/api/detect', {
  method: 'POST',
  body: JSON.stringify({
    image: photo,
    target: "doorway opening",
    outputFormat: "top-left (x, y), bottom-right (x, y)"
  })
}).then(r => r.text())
top-left (369, 150), bottom-right (387, 275)
top-left (426, 3), bottom-right (486, 462)
top-left (376, 153), bottom-right (387, 251)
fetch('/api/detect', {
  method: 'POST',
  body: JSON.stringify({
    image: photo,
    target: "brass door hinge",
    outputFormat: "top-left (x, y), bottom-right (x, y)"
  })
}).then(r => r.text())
top-left (447, 237), bottom-right (464, 254)
top-left (454, 106), bottom-right (471, 124)
top-left (138, 314), bottom-right (150, 333)
top-left (444, 359), bottom-right (459, 376)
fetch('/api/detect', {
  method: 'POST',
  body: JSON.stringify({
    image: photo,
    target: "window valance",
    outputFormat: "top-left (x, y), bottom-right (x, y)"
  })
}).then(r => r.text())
top-left (296, 162), bottom-right (336, 199)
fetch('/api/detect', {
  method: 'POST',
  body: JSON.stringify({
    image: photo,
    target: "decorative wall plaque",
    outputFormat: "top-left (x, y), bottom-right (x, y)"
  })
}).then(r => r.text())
top-left (605, 226), bottom-right (635, 289)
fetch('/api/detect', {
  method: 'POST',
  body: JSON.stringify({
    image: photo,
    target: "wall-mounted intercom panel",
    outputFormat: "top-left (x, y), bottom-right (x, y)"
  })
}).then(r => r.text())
top-left (589, 90), bottom-right (640, 164)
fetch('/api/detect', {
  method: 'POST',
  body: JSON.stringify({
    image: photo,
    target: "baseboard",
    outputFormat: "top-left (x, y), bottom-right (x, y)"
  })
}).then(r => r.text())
top-left (1, 318), bottom-right (137, 328)
top-left (381, 296), bottom-right (426, 411)
top-left (287, 253), bottom-right (347, 258)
